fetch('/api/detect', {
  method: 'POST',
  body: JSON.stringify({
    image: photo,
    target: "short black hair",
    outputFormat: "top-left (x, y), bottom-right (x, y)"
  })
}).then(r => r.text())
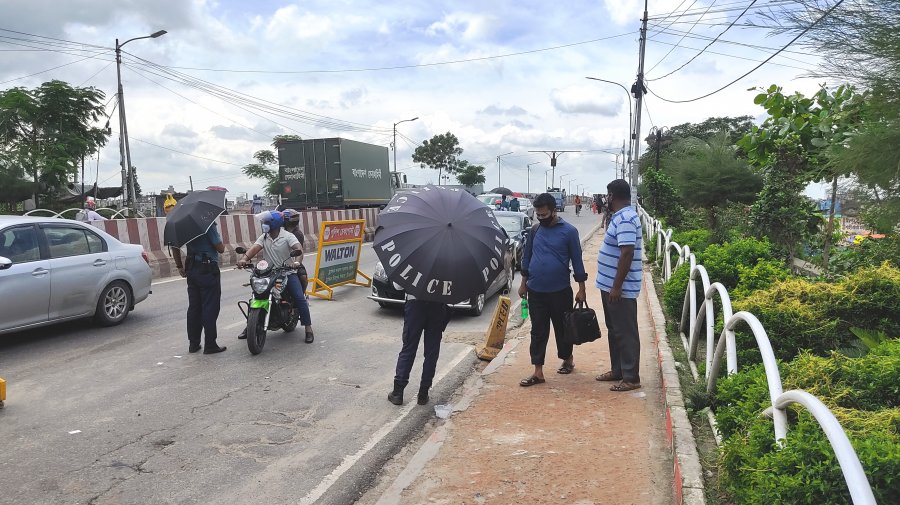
top-left (533, 193), bottom-right (556, 209)
top-left (607, 179), bottom-right (631, 200)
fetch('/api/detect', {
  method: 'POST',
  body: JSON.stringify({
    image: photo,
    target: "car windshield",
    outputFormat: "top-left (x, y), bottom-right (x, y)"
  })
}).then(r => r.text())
top-left (496, 216), bottom-right (522, 234)
top-left (477, 194), bottom-right (499, 206)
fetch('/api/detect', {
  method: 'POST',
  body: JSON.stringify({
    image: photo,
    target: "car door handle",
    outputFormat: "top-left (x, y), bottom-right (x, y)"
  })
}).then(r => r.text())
top-left (93, 259), bottom-right (107, 267)
top-left (32, 268), bottom-right (49, 277)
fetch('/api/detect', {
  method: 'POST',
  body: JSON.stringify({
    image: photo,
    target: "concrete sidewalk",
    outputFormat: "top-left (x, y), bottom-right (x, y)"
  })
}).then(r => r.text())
top-left (371, 231), bottom-right (684, 505)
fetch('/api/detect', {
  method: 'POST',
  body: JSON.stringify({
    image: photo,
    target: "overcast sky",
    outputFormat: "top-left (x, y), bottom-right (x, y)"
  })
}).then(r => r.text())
top-left (2, 0), bottom-right (834, 200)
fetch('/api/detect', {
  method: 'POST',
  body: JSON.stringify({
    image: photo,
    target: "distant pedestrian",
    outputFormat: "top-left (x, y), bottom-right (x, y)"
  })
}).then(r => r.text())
top-left (517, 192), bottom-right (588, 387)
top-left (500, 195), bottom-right (510, 210)
top-left (79, 198), bottom-right (107, 222)
top-left (388, 297), bottom-right (452, 406)
top-left (574, 195), bottom-right (582, 216)
top-left (595, 180), bottom-right (643, 391)
top-left (171, 222), bottom-right (227, 354)
top-left (509, 197), bottom-right (521, 212)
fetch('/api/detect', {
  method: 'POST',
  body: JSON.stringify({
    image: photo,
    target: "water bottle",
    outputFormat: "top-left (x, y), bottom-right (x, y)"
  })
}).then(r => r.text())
top-left (521, 299), bottom-right (529, 320)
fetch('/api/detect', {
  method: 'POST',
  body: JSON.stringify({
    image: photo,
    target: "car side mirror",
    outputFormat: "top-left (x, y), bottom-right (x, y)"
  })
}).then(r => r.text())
top-left (290, 249), bottom-right (303, 257)
top-left (235, 246), bottom-right (247, 255)
top-left (0, 256), bottom-right (11, 270)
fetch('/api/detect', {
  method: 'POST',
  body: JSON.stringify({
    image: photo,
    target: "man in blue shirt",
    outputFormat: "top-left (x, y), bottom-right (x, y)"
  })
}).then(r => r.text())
top-left (517, 193), bottom-right (588, 386)
top-left (172, 222), bottom-right (227, 354)
top-left (595, 180), bottom-right (643, 391)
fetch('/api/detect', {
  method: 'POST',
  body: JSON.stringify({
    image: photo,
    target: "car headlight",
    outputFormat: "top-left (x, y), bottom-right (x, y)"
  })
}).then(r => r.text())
top-left (251, 277), bottom-right (271, 294)
top-left (373, 261), bottom-right (387, 281)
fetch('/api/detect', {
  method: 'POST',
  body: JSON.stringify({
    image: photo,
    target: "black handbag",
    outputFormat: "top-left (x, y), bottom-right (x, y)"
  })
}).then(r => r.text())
top-left (562, 300), bottom-right (602, 345)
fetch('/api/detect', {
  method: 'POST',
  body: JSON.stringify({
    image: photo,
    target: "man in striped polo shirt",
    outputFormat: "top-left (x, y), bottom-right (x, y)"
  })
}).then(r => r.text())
top-left (595, 179), bottom-right (643, 392)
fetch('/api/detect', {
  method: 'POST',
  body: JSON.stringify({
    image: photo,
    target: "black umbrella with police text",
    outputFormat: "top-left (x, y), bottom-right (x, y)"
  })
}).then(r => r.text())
top-left (163, 190), bottom-right (226, 247)
top-left (374, 185), bottom-right (507, 304)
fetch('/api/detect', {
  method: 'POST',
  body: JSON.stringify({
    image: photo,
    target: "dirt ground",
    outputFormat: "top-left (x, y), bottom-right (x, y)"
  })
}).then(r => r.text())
top-left (366, 232), bottom-right (675, 505)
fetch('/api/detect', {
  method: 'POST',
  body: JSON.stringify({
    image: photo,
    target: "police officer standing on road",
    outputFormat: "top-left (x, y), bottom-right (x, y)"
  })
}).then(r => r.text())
top-left (388, 293), bottom-right (452, 406)
top-left (172, 222), bottom-right (227, 354)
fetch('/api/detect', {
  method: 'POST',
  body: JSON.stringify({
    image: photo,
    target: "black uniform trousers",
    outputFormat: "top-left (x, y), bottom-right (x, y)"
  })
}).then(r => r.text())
top-left (186, 260), bottom-right (221, 348)
top-left (600, 290), bottom-right (641, 383)
top-left (394, 299), bottom-right (451, 387)
top-left (528, 286), bottom-right (574, 365)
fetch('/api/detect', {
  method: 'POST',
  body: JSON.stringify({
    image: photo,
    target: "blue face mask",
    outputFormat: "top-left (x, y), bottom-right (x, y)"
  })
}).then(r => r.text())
top-left (261, 224), bottom-right (271, 234)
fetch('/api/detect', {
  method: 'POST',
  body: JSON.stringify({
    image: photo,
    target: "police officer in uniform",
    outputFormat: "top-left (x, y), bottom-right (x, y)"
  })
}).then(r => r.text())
top-left (172, 222), bottom-right (227, 354)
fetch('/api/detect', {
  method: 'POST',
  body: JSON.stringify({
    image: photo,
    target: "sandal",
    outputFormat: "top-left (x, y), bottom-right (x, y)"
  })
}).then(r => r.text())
top-left (595, 371), bottom-right (622, 382)
top-left (610, 381), bottom-right (642, 392)
top-left (557, 361), bottom-right (575, 374)
top-left (519, 376), bottom-right (546, 387)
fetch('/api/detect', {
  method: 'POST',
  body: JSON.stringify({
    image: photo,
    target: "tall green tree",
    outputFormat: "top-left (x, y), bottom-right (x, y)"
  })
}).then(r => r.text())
top-left (412, 132), bottom-right (465, 183)
top-left (455, 161), bottom-right (486, 187)
top-left (0, 80), bottom-right (110, 208)
top-left (242, 134), bottom-right (302, 195)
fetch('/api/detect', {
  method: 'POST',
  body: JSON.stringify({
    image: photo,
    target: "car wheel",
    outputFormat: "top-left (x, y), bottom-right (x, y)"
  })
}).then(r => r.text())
top-left (469, 293), bottom-right (486, 316)
top-left (94, 281), bottom-right (132, 326)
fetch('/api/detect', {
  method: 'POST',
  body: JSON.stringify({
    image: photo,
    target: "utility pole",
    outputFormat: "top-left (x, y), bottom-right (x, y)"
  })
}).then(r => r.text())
top-left (629, 1), bottom-right (649, 208)
top-left (528, 150), bottom-right (580, 190)
top-left (496, 152), bottom-right (513, 187)
top-left (393, 117), bottom-right (418, 187)
top-left (526, 162), bottom-right (541, 195)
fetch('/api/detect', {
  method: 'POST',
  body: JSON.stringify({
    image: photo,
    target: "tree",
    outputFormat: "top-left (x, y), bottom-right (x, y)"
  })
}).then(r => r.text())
top-left (638, 167), bottom-right (684, 227)
top-left (455, 161), bottom-right (486, 187)
top-left (664, 132), bottom-right (762, 232)
top-left (0, 80), bottom-right (110, 208)
top-left (127, 165), bottom-right (143, 199)
top-left (412, 132), bottom-right (465, 183)
top-left (242, 134), bottom-right (302, 195)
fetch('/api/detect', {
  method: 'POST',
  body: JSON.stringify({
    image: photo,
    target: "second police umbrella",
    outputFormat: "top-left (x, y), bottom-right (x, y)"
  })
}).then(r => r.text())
top-left (163, 190), bottom-right (226, 248)
top-left (374, 185), bottom-right (508, 305)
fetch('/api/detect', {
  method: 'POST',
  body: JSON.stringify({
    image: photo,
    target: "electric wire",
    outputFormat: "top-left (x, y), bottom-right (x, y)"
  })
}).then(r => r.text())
top-left (647, 0), bottom-right (845, 103)
top-left (647, 0), bottom-right (695, 41)
top-left (648, 23), bottom-right (811, 58)
top-left (648, 0), bottom-right (759, 81)
top-left (0, 54), bottom-right (105, 85)
top-left (646, 0), bottom-right (714, 73)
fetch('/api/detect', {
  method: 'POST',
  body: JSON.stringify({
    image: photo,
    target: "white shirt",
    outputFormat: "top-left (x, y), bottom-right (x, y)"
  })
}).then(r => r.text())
top-left (254, 229), bottom-right (300, 267)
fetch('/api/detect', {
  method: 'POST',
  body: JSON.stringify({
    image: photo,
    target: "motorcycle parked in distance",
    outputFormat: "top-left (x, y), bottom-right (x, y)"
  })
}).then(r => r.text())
top-left (235, 247), bottom-right (303, 355)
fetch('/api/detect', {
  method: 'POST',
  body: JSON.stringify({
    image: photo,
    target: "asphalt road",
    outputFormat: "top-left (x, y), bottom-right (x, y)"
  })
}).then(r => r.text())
top-left (0, 211), bottom-right (602, 505)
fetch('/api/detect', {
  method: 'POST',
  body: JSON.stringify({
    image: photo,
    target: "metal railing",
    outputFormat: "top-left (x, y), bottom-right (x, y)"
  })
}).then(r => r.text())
top-left (638, 208), bottom-right (878, 505)
top-left (22, 207), bottom-right (144, 219)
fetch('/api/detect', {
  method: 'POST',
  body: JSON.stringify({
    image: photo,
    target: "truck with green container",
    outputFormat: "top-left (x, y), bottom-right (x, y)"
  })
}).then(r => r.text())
top-left (277, 137), bottom-right (396, 209)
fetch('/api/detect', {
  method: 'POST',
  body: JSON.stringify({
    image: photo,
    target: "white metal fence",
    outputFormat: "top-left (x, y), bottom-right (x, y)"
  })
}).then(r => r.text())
top-left (639, 208), bottom-right (878, 505)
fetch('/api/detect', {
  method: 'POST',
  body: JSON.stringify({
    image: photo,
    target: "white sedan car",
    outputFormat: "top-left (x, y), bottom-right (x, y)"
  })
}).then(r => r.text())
top-left (0, 216), bottom-right (152, 335)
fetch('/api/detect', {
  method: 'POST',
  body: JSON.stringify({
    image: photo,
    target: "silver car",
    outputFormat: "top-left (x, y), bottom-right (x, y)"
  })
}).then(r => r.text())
top-left (0, 216), bottom-right (152, 335)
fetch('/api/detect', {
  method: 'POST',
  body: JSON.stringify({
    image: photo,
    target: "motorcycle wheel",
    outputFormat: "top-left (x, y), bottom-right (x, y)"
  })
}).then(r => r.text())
top-left (282, 302), bottom-right (299, 332)
top-left (246, 308), bottom-right (267, 355)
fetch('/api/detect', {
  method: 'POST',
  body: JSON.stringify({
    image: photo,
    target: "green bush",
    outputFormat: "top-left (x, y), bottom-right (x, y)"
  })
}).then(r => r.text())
top-left (829, 234), bottom-right (899, 275)
top-left (732, 259), bottom-right (791, 300)
top-left (715, 340), bottom-right (900, 504)
top-left (735, 264), bottom-right (900, 364)
top-left (645, 233), bottom-right (658, 263)
top-left (663, 263), bottom-right (692, 321)
top-left (671, 228), bottom-right (712, 255)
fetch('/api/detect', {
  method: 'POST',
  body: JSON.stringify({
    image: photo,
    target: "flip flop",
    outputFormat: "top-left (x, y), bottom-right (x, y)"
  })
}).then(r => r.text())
top-left (610, 381), bottom-right (642, 392)
top-left (595, 371), bottom-right (622, 382)
top-left (519, 376), bottom-right (546, 387)
top-left (557, 362), bottom-right (575, 374)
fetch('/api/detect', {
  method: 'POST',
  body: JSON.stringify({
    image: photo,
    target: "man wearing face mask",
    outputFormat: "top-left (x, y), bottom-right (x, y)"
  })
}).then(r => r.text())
top-left (517, 193), bottom-right (588, 387)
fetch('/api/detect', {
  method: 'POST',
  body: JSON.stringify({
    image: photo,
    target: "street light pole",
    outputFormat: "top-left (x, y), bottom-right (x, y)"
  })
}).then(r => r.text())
top-left (392, 116), bottom-right (418, 186)
top-left (559, 173), bottom-right (569, 193)
top-left (496, 151), bottom-right (513, 187)
top-left (585, 76), bottom-right (633, 182)
top-left (526, 161), bottom-right (541, 195)
top-left (544, 168), bottom-right (553, 191)
top-left (116, 29), bottom-right (166, 214)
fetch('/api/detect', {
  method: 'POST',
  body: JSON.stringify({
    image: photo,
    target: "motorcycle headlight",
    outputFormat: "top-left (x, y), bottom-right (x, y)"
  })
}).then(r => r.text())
top-left (251, 277), bottom-right (271, 294)
top-left (373, 261), bottom-right (387, 281)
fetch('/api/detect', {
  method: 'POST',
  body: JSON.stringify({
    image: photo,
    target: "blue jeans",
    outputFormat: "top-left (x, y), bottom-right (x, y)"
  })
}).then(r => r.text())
top-left (286, 273), bottom-right (311, 326)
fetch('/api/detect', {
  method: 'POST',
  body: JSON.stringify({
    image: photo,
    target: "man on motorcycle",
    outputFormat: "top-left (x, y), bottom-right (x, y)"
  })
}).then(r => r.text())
top-left (237, 211), bottom-right (315, 343)
top-left (280, 209), bottom-right (308, 294)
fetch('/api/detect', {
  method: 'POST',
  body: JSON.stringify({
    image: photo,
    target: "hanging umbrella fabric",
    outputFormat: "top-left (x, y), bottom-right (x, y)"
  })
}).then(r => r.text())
top-left (163, 190), bottom-right (226, 247)
top-left (206, 186), bottom-right (228, 192)
top-left (511, 191), bottom-right (524, 198)
top-left (490, 187), bottom-right (513, 196)
top-left (374, 185), bottom-right (507, 304)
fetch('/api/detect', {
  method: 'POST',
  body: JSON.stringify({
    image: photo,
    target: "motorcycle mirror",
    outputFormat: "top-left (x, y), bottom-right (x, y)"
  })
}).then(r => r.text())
top-left (235, 246), bottom-right (247, 255)
top-left (290, 249), bottom-right (303, 257)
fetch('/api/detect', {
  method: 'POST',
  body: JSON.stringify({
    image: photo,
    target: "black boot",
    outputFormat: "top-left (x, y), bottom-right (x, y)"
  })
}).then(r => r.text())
top-left (387, 380), bottom-right (406, 406)
top-left (417, 382), bottom-right (432, 405)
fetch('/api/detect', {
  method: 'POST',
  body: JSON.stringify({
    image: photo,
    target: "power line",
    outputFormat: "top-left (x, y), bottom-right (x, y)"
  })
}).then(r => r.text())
top-left (648, 0), bottom-right (759, 81)
top-left (648, 0), bottom-right (796, 21)
top-left (646, 0), bottom-right (714, 72)
top-left (648, 23), bottom-right (811, 58)
top-left (120, 132), bottom-right (244, 166)
top-left (647, 0), bottom-right (845, 104)
top-left (0, 54), bottom-right (108, 85)
top-left (646, 30), bottom-right (819, 72)
top-left (0, 27), bottom-right (109, 50)
top-left (647, 0), bottom-right (695, 41)
top-left (128, 32), bottom-right (635, 75)
top-left (78, 61), bottom-right (114, 87)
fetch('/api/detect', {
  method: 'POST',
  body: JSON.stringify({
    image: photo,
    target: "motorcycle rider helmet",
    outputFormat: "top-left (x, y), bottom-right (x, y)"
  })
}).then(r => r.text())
top-left (261, 210), bottom-right (283, 234)
top-left (282, 209), bottom-right (301, 225)
top-left (85, 198), bottom-right (97, 209)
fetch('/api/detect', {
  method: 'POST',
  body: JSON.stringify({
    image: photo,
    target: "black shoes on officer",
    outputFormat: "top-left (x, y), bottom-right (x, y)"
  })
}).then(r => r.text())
top-left (417, 382), bottom-right (432, 405)
top-left (189, 343), bottom-right (201, 353)
top-left (387, 381), bottom-right (431, 406)
top-left (203, 345), bottom-right (227, 354)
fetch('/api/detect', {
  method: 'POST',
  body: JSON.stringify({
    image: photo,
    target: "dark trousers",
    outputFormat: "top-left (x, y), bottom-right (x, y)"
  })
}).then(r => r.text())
top-left (286, 273), bottom-right (311, 326)
top-left (600, 291), bottom-right (641, 383)
top-left (186, 262), bottom-right (221, 347)
top-left (394, 300), bottom-right (450, 387)
top-left (528, 286), bottom-right (574, 366)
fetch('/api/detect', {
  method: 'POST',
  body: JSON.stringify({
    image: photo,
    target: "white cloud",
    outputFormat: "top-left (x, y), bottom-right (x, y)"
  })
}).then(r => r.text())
top-left (550, 86), bottom-right (623, 116)
top-left (426, 12), bottom-right (495, 41)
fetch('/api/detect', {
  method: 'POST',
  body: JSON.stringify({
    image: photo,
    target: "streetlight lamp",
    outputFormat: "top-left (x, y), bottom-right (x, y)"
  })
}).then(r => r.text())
top-left (116, 29), bottom-right (166, 213)
top-left (526, 161), bottom-right (541, 194)
top-left (393, 116), bottom-right (418, 186)
top-left (585, 76), bottom-right (634, 185)
top-left (496, 151), bottom-right (513, 187)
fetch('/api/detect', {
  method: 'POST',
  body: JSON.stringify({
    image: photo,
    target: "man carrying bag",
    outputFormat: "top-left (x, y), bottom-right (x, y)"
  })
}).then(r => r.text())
top-left (563, 300), bottom-right (601, 346)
